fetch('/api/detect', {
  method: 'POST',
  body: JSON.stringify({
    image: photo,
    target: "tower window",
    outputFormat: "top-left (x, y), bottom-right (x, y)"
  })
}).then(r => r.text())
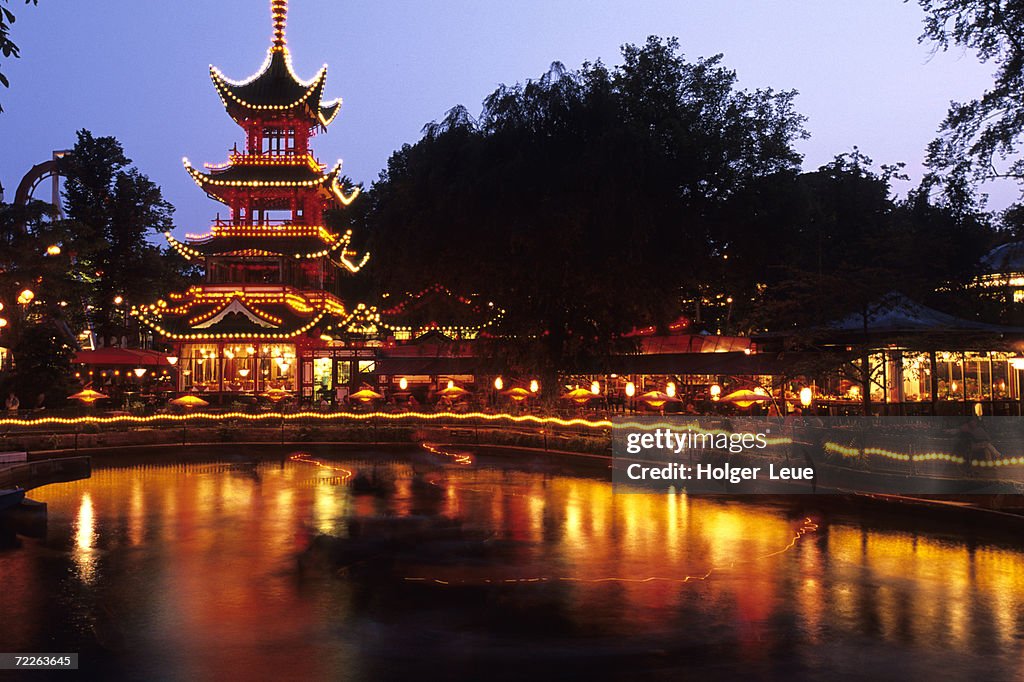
top-left (262, 128), bottom-right (296, 155)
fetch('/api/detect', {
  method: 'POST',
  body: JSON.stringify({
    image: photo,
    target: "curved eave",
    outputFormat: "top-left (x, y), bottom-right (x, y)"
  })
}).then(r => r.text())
top-left (166, 233), bottom-right (200, 261)
top-left (333, 248), bottom-right (371, 274)
top-left (319, 98), bottom-right (342, 127)
top-left (210, 47), bottom-right (337, 127)
top-left (328, 173), bottom-right (360, 207)
top-left (182, 158), bottom-right (344, 204)
top-left (168, 234), bottom-right (349, 261)
top-left (136, 307), bottom-right (330, 341)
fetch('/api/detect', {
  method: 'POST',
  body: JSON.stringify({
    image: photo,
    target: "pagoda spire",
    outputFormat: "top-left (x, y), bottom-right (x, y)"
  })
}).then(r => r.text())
top-left (271, 0), bottom-right (288, 50)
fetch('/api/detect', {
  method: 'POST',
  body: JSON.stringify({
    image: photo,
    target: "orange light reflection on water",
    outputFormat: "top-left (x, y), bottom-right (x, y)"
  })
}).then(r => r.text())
top-left (8, 453), bottom-right (1024, 677)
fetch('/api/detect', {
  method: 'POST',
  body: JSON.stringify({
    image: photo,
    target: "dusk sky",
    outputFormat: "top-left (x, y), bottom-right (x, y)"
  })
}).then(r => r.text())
top-left (0, 0), bottom-right (1009, 235)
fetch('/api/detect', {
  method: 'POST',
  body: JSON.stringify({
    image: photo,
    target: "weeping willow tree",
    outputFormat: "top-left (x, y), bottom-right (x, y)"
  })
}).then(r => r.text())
top-left (364, 37), bottom-right (808, 388)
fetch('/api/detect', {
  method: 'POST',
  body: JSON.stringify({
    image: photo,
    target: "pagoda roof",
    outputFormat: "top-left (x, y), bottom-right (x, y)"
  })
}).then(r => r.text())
top-left (164, 226), bottom-right (369, 271)
top-left (134, 285), bottom-right (352, 341)
top-left (204, 0), bottom-right (341, 128)
top-left (186, 158), bottom-right (334, 186)
top-left (182, 158), bottom-right (360, 207)
top-left (167, 234), bottom-right (343, 260)
top-left (167, 230), bottom-right (348, 261)
top-left (378, 285), bottom-right (504, 338)
top-left (210, 47), bottom-right (341, 128)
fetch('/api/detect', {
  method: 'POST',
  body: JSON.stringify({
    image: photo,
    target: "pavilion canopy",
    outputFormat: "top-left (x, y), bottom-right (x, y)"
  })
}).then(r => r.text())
top-left (827, 293), bottom-right (1013, 335)
top-left (980, 241), bottom-right (1024, 275)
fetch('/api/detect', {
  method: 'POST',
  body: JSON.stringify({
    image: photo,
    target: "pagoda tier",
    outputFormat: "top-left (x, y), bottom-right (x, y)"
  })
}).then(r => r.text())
top-left (183, 157), bottom-right (359, 208)
top-left (136, 0), bottom-right (381, 400)
top-left (135, 285), bottom-right (352, 341)
top-left (210, 1), bottom-right (341, 129)
top-left (165, 225), bottom-right (370, 272)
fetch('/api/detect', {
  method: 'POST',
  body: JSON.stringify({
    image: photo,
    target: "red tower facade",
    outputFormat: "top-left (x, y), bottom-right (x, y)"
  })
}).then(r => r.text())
top-left (136, 0), bottom-right (379, 403)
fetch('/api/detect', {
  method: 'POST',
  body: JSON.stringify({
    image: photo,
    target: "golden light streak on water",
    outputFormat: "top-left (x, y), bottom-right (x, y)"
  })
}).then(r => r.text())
top-left (421, 442), bottom-right (473, 465)
top-left (289, 452), bottom-right (353, 480)
top-left (11, 452), bottom-right (1024, 678)
top-left (129, 477), bottom-right (144, 546)
top-left (528, 490), bottom-right (545, 537)
top-left (665, 492), bottom-right (680, 558)
top-left (72, 492), bottom-right (97, 584)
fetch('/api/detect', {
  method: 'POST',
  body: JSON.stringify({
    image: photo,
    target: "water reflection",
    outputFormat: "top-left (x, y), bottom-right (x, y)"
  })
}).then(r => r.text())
top-left (0, 447), bottom-right (1020, 680)
top-left (72, 492), bottom-right (97, 585)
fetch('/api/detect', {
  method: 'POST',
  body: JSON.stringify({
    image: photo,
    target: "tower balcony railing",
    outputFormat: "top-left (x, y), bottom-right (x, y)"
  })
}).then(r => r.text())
top-left (201, 152), bottom-right (323, 172)
top-left (184, 220), bottom-right (337, 242)
top-left (213, 218), bottom-right (300, 228)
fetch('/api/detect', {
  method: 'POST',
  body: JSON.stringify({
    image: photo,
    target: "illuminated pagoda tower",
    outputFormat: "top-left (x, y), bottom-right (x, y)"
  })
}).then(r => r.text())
top-left (136, 0), bottom-right (377, 402)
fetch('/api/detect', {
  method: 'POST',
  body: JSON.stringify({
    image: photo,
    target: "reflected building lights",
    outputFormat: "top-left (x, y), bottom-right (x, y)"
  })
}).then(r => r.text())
top-left (73, 493), bottom-right (98, 585)
top-left (23, 454), bottom-right (1024, 670)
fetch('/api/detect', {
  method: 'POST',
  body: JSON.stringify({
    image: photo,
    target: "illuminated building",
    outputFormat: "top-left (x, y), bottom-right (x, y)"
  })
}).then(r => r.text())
top-left (134, 1), bottom-right (374, 400)
top-left (970, 241), bottom-right (1024, 323)
top-left (134, 2), bottom-right (502, 402)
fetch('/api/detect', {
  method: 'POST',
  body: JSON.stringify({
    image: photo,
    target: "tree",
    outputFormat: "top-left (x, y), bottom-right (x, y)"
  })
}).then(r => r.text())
top-left (0, 131), bottom-right (193, 402)
top-left (913, 1), bottom-right (1024, 188)
top-left (756, 149), bottom-right (994, 413)
top-left (59, 130), bottom-right (195, 346)
top-left (0, 199), bottom-right (83, 407)
top-left (365, 37), bottom-right (807, 388)
top-left (0, 0), bottom-right (38, 112)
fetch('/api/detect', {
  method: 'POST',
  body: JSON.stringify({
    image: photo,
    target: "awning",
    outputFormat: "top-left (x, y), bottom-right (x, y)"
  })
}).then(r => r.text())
top-left (73, 348), bottom-right (175, 366)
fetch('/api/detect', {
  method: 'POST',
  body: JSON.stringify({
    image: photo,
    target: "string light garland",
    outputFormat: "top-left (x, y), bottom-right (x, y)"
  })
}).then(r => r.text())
top-left (377, 284), bottom-right (505, 337)
top-left (165, 228), bottom-right (361, 262)
top-left (203, 152), bottom-right (325, 173)
top-left (183, 158), bottom-right (344, 189)
top-left (0, 411), bottom-right (615, 428)
top-left (135, 308), bottom-right (329, 340)
top-left (271, 0), bottom-right (288, 49)
top-left (185, 224), bottom-right (339, 242)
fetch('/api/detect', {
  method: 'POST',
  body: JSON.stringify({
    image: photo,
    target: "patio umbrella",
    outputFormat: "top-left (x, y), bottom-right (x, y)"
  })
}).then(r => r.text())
top-left (350, 389), bottom-right (383, 402)
top-left (502, 387), bottom-right (532, 402)
top-left (563, 388), bottom-right (599, 404)
top-left (719, 389), bottom-right (771, 409)
top-left (170, 395), bottom-right (209, 409)
top-left (262, 388), bottom-right (291, 403)
top-left (170, 395), bottom-right (208, 444)
top-left (437, 385), bottom-right (470, 400)
top-left (637, 390), bottom-right (681, 409)
top-left (68, 389), bottom-right (108, 405)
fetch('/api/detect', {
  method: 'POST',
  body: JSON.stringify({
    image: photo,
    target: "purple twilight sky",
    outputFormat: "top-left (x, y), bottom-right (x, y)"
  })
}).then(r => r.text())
top-left (0, 0), bottom-right (1011, 236)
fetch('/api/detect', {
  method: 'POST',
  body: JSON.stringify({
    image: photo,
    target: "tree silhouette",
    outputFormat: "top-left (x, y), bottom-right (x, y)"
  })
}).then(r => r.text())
top-left (0, 0), bottom-right (38, 112)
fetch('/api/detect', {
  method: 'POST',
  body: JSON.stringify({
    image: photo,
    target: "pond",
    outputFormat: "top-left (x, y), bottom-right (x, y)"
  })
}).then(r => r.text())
top-left (1, 445), bottom-right (1022, 681)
